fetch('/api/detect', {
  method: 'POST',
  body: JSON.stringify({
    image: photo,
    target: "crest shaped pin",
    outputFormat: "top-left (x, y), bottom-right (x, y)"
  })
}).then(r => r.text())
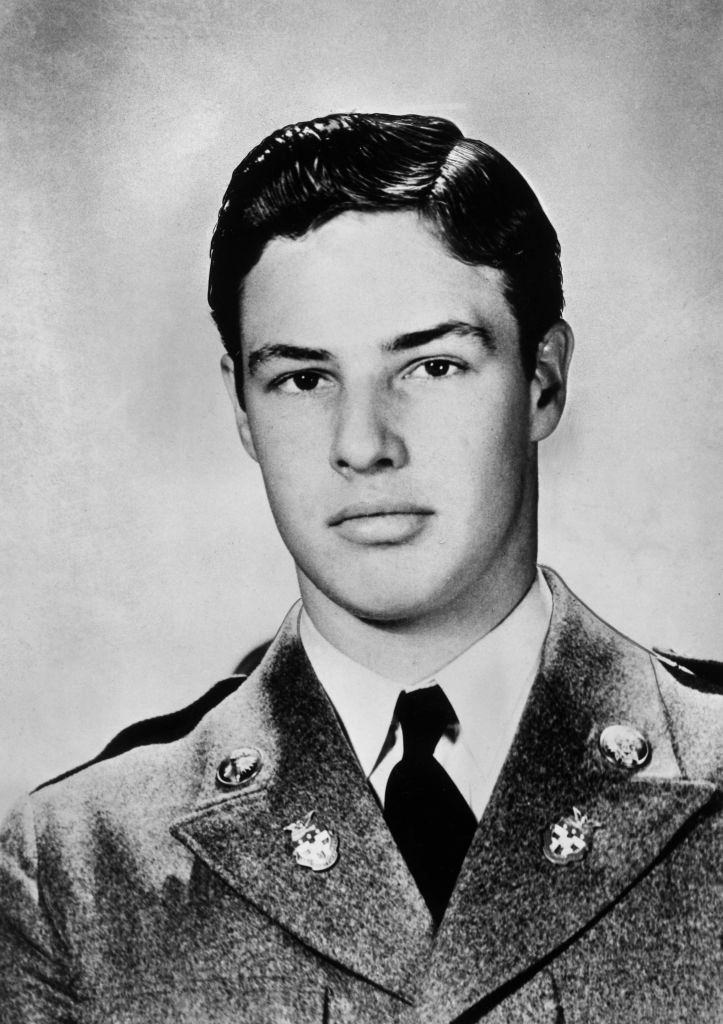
top-left (543, 806), bottom-right (603, 865)
top-left (284, 810), bottom-right (339, 872)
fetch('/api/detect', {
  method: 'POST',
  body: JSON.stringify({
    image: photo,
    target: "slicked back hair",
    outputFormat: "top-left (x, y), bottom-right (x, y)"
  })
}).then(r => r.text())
top-left (208, 113), bottom-right (564, 394)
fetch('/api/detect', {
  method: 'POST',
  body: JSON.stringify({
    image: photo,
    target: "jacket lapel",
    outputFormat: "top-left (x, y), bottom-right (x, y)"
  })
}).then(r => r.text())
top-left (171, 613), bottom-right (433, 1001)
top-left (417, 571), bottom-right (717, 1022)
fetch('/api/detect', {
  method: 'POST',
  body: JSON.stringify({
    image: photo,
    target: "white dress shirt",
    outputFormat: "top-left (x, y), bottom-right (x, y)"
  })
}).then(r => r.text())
top-left (299, 568), bottom-right (552, 822)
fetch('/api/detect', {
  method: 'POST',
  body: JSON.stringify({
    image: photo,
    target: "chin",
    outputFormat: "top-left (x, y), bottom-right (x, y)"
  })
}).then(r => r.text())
top-left (318, 570), bottom-right (454, 625)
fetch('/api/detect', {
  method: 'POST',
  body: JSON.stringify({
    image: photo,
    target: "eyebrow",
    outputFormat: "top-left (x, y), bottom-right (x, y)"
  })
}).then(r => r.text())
top-left (247, 343), bottom-right (332, 375)
top-left (245, 320), bottom-right (495, 376)
top-left (385, 320), bottom-right (495, 354)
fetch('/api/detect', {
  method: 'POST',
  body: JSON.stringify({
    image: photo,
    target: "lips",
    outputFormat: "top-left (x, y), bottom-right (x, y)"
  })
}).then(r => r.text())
top-left (328, 501), bottom-right (433, 526)
top-left (328, 502), bottom-right (433, 545)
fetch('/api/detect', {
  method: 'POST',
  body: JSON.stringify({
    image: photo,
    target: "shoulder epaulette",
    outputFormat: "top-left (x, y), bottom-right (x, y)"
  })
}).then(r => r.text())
top-left (233, 641), bottom-right (271, 677)
top-left (35, 641), bottom-right (273, 793)
top-left (652, 647), bottom-right (723, 694)
top-left (34, 673), bottom-right (249, 793)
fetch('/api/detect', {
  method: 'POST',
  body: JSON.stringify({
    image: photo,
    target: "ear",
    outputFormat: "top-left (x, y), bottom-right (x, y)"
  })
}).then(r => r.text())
top-left (220, 354), bottom-right (258, 462)
top-left (528, 320), bottom-right (575, 443)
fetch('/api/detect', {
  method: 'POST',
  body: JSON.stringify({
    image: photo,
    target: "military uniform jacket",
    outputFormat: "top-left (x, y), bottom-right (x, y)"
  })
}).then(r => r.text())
top-left (1, 569), bottom-right (721, 1022)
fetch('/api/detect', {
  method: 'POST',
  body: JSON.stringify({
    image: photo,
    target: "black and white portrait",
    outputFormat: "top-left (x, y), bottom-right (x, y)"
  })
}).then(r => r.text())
top-left (1, 3), bottom-right (720, 1021)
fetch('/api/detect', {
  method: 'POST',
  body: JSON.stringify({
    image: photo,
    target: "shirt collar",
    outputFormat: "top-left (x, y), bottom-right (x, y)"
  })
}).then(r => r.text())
top-left (299, 568), bottom-right (552, 780)
top-left (299, 607), bottom-right (402, 778)
top-left (430, 569), bottom-right (552, 775)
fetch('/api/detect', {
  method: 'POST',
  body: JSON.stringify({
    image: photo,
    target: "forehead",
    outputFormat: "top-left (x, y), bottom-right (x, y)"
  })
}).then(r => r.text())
top-left (240, 211), bottom-right (517, 348)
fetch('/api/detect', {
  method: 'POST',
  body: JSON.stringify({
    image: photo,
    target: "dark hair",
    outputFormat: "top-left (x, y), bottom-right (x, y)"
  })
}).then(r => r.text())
top-left (208, 112), bottom-right (563, 386)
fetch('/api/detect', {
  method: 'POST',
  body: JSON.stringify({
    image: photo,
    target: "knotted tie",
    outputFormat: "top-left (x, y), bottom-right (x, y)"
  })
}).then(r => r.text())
top-left (383, 685), bottom-right (477, 925)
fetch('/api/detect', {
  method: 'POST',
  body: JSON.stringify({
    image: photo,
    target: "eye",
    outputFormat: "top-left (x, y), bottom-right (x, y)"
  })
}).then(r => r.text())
top-left (405, 358), bottom-right (463, 380)
top-left (274, 370), bottom-right (332, 394)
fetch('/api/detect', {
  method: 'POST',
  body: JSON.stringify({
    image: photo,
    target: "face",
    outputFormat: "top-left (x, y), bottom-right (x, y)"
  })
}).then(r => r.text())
top-left (224, 211), bottom-right (570, 627)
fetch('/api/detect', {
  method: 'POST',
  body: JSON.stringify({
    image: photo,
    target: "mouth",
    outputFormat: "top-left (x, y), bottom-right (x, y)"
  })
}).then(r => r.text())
top-left (328, 503), bottom-right (434, 545)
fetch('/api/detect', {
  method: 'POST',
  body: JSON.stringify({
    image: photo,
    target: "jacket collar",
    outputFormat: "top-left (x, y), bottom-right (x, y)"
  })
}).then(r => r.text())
top-left (171, 612), bottom-right (433, 1003)
top-left (416, 569), bottom-right (716, 1020)
top-left (170, 570), bottom-right (716, 1018)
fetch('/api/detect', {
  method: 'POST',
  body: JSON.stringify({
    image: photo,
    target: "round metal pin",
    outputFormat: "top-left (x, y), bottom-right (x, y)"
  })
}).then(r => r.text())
top-left (599, 724), bottom-right (651, 771)
top-left (543, 807), bottom-right (602, 865)
top-left (216, 747), bottom-right (262, 788)
top-left (284, 810), bottom-right (339, 872)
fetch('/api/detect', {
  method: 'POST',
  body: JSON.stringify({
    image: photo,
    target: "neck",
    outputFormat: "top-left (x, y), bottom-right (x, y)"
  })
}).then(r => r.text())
top-left (298, 548), bottom-right (538, 683)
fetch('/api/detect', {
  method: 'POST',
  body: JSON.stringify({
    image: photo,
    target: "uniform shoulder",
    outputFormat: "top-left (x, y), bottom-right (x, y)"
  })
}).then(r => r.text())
top-left (33, 672), bottom-right (249, 794)
top-left (542, 566), bottom-right (722, 783)
top-left (35, 642), bottom-right (272, 797)
top-left (28, 654), bottom-right (266, 822)
top-left (23, 647), bottom-right (276, 853)
top-left (93, 641), bottom-right (269, 762)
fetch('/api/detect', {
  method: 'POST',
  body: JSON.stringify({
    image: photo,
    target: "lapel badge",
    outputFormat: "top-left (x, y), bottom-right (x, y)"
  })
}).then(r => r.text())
top-left (543, 806), bottom-right (603, 865)
top-left (284, 810), bottom-right (339, 872)
top-left (216, 747), bottom-right (262, 788)
top-left (599, 724), bottom-right (651, 771)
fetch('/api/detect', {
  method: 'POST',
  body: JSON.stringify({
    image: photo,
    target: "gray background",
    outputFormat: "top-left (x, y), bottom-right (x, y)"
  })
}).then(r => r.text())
top-left (1, 0), bottom-right (721, 818)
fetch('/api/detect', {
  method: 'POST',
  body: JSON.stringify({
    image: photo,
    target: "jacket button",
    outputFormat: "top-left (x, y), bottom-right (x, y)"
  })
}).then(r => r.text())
top-left (598, 724), bottom-right (651, 770)
top-left (216, 747), bottom-right (262, 787)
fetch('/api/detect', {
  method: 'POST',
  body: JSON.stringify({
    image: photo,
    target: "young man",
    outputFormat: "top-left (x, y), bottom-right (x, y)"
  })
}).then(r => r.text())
top-left (1, 113), bottom-right (720, 1023)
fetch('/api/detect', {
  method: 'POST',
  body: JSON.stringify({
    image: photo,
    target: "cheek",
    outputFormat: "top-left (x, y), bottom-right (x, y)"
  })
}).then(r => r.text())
top-left (415, 385), bottom-right (529, 477)
top-left (248, 422), bottom-right (326, 538)
top-left (247, 403), bottom-right (316, 475)
top-left (248, 393), bottom-right (330, 450)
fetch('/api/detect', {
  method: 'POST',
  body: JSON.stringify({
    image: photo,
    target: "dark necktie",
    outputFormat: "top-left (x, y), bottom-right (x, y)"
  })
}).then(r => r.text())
top-left (383, 685), bottom-right (477, 925)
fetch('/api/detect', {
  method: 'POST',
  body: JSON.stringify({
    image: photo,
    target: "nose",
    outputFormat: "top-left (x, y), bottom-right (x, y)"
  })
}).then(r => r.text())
top-left (330, 385), bottom-right (408, 476)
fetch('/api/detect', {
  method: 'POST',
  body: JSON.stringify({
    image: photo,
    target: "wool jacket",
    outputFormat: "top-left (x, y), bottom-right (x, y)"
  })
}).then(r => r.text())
top-left (0, 568), bottom-right (721, 1023)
